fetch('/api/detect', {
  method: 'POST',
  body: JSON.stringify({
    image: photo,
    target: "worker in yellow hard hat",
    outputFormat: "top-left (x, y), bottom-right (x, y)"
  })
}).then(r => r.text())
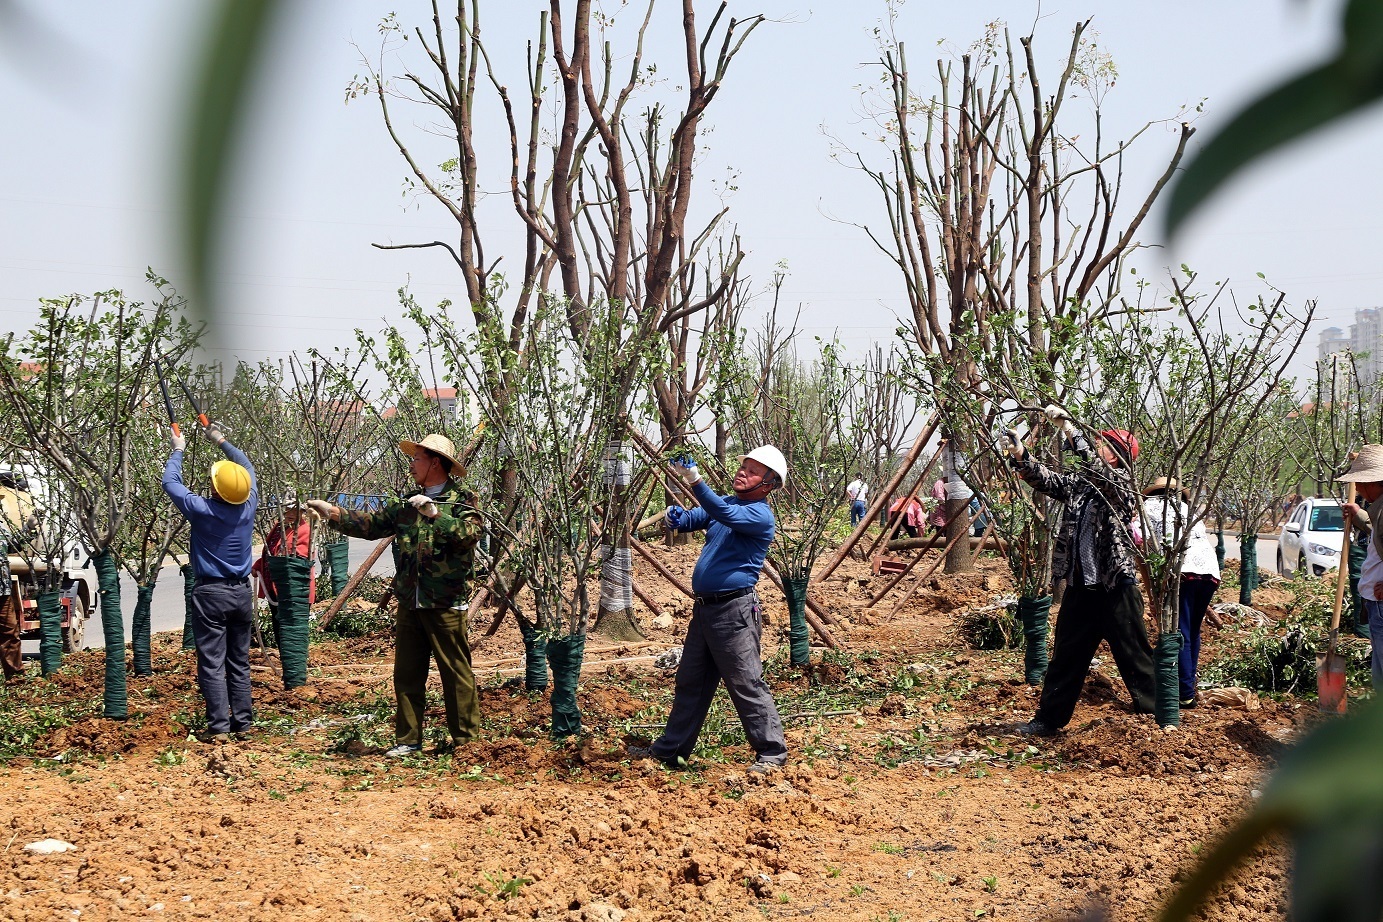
top-left (162, 423), bottom-right (258, 744)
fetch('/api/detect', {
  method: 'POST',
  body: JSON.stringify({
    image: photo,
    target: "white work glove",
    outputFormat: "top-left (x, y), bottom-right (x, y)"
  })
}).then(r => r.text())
top-left (669, 456), bottom-right (701, 486)
top-left (408, 494), bottom-right (440, 519)
top-left (203, 423), bottom-right (225, 446)
top-left (170, 429), bottom-right (186, 452)
top-left (305, 499), bottom-right (334, 522)
top-left (1003, 429), bottom-right (1025, 461)
top-left (1043, 403), bottom-right (1078, 437)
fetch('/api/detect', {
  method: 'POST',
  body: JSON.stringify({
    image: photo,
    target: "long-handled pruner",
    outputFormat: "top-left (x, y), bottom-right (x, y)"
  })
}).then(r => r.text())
top-left (154, 356), bottom-right (182, 438)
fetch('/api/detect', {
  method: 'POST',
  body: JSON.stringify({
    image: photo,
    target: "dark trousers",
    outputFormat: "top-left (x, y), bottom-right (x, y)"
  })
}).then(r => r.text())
top-left (653, 591), bottom-right (787, 765)
top-left (191, 580), bottom-right (254, 734)
top-left (1178, 576), bottom-right (1218, 700)
top-left (0, 594), bottom-right (21, 679)
top-left (394, 603), bottom-right (479, 746)
top-left (1035, 582), bottom-right (1156, 730)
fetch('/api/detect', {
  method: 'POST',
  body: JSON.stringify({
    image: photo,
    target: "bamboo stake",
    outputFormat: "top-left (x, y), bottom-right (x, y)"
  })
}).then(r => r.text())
top-left (882, 522), bottom-right (975, 618)
top-left (863, 447), bottom-right (940, 562)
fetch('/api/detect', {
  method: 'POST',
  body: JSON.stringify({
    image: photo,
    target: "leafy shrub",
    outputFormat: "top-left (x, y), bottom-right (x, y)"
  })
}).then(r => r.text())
top-left (1202, 594), bottom-right (1371, 695)
top-left (958, 603), bottom-right (1023, 651)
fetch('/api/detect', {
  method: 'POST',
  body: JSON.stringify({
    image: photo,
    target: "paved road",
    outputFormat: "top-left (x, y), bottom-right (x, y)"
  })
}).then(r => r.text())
top-left (22, 537), bottom-right (395, 654)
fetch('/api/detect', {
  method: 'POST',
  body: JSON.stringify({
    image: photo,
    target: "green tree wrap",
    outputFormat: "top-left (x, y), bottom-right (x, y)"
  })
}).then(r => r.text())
top-left (322, 535), bottom-right (350, 597)
top-left (517, 619), bottom-right (549, 691)
top-left (546, 633), bottom-right (586, 739)
top-left (267, 555), bottom-right (313, 689)
top-left (180, 564), bottom-right (196, 650)
top-left (783, 572), bottom-right (811, 667)
top-left (132, 584), bottom-right (155, 676)
top-left (1349, 540), bottom-right (1369, 637)
top-left (1016, 595), bottom-right (1052, 685)
top-left (36, 590), bottom-right (62, 677)
top-left (1215, 529), bottom-right (1226, 572)
top-left (1239, 534), bottom-right (1258, 605)
top-left (93, 550), bottom-right (127, 718)
top-left (1154, 631), bottom-right (1182, 727)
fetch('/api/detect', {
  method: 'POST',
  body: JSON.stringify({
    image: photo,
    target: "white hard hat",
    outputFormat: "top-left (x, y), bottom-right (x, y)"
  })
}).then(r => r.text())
top-left (742, 445), bottom-right (788, 486)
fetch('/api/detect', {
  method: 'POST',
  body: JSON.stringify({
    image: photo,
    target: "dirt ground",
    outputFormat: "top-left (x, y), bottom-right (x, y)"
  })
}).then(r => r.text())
top-left (0, 543), bottom-right (1322, 921)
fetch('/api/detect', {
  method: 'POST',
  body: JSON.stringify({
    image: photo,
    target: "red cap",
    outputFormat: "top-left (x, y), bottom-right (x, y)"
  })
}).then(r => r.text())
top-left (1099, 429), bottom-right (1139, 462)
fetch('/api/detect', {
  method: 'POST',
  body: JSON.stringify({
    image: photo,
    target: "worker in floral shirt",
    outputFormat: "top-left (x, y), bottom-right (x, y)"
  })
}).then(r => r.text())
top-left (1004, 405), bottom-right (1156, 737)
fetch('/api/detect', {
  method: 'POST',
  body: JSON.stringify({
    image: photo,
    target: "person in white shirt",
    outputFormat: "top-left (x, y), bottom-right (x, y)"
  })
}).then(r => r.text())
top-left (1142, 478), bottom-right (1221, 708)
top-left (845, 476), bottom-right (869, 529)
top-left (1338, 446), bottom-right (1383, 686)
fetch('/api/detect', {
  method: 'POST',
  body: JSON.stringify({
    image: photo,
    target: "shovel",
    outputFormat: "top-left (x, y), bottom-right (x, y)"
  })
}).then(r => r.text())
top-left (1316, 481), bottom-right (1354, 714)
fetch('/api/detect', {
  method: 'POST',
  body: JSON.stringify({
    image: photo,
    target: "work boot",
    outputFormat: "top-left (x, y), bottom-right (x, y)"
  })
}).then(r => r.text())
top-left (196, 731), bottom-right (231, 745)
top-left (1015, 719), bottom-right (1058, 738)
top-left (747, 759), bottom-right (783, 776)
top-left (625, 744), bottom-right (679, 770)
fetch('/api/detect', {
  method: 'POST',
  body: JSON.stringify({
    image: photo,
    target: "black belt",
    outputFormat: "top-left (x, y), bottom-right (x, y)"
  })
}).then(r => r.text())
top-left (693, 586), bottom-right (754, 606)
top-left (195, 576), bottom-right (250, 586)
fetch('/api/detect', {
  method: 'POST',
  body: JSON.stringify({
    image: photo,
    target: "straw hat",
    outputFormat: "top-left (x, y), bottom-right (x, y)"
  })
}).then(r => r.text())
top-left (1143, 476), bottom-right (1189, 500)
top-left (1336, 445), bottom-right (1383, 483)
top-left (399, 433), bottom-right (464, 476)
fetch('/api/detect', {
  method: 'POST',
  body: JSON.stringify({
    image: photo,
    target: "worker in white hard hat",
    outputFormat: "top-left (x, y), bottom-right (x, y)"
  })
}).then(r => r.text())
top-left (162, 423), bottom-right (258, 744)
top-left (633, 445), bottom-right (789, 774)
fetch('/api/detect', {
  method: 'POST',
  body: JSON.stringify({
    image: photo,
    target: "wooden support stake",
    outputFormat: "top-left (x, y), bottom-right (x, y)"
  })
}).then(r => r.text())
top-left (814, 412), bottom-right (940, 583)
top-left (630, 537), bottom-right (694, 597)
top-left (884, 524), bottom-right (974, 619)
top-left (318, 536), bottom-right (393, 629)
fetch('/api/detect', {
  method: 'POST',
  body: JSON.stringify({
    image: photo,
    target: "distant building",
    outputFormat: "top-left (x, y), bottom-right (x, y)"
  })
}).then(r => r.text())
top-left (1316, 309), bottom-right (1383, 393)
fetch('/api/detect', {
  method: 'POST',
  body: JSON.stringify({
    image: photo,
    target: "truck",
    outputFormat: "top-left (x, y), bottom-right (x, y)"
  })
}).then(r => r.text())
top-left (2, 468), bottom-right (97, 652)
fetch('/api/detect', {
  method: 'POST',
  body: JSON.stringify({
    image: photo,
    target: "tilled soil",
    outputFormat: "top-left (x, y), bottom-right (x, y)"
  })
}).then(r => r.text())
top-left (0, 544), bottom-right (1316, 921)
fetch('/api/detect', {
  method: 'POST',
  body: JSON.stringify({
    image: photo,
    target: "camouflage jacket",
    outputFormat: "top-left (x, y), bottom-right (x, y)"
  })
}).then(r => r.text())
top-left (335, 480), bottom-right (483, 610)
top-left (1010, 450), bottom-right (1140, 592)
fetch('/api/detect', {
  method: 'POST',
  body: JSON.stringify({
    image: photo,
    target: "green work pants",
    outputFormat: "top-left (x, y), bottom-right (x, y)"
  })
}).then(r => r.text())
top-left (394, 602), bottom-right (480, 746)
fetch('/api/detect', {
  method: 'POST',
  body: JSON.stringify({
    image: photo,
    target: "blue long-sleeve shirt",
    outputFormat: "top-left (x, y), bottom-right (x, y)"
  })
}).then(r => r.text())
top-left (162, 441), bottom-right (258, 579)
top-left (672, 480), bottom-right (775, 594)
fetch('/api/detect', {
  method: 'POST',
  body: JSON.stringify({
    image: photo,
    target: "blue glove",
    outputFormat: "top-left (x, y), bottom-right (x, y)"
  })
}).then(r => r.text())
top-left (666, 505), bottom-right (686, 530)
top-left (669, 456), bottom-right (700, 486)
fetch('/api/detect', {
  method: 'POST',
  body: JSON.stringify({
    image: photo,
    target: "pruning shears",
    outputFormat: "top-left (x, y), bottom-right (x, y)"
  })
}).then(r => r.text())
top-left (154, 356), bottom-right (182, 438)
top-left (160, 352), bottom-right (226, 435)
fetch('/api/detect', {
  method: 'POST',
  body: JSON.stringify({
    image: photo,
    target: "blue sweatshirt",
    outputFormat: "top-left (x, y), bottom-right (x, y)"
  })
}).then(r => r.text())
top-left (673, 480), bottom-right (775, 594)
top-left (162, 441), bottom-right (259, 579)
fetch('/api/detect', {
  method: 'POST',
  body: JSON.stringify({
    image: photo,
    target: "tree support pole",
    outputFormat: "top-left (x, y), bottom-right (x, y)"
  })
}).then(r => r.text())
top-left (863, 446), bottom-right (941, 562)
top-left (318, 537), bottom-right (393, 630)
top-left (879, 523), bottom-right (974, 618)
top-left (814, 412), bottom-right (940, 583)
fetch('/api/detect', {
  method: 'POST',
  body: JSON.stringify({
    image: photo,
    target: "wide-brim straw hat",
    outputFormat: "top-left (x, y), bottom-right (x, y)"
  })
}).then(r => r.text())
top-left (1336, 444), bottom-right (1383, 483)
top-left (279, 488), bottom-right (304, 509)
top-left (1143, 476), bottom-right (1189, 500)
top-left (400, 432), bottom-right (464, 476)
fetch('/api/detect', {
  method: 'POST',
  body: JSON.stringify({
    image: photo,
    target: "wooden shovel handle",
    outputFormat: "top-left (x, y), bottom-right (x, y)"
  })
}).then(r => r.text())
top-left (1331, 482), bottom-right (1356, 636)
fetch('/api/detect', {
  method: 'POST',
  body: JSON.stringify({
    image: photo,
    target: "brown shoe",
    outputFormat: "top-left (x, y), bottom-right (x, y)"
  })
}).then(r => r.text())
top-left (196, 731), bottom-right (231, 744)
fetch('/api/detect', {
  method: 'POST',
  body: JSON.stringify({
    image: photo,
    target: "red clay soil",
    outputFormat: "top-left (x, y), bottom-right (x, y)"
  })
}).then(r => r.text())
top-left (0, 543), bottom-right (1317, 921)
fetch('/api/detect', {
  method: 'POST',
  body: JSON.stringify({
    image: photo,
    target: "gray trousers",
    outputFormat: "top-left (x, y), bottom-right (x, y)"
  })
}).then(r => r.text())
top-left (653, 591), bottom-right (787, 765)
top-left (191, 579), bottom-right (254, 734)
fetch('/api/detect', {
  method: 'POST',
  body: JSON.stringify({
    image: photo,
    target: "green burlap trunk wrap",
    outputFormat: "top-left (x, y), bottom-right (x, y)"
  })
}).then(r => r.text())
top-left (517, 619), bottom-right (549, 691)
top-left (267, 555), bottom-right (313, 689)
top-left (1239, 534), bottom-right (1258, 605)
top-left (1016, 595), bottom-right (1052, 685)
top-left (180, 564), bottom-right (196, 650)
top-left (36, 589), bottom-right (62, 676)
top-left (783, 572), bottom-right (810, 667)
top-left (322, 536), bottom-right (350, 597)
top-left (93, 550), bottom-right (127, 718)
top-left (546, 633), bottom-right (586, 739)
top-left (132, 584), bottom-right (154, 676)
top-left (1215, 529), bottom-right (1226, 572)
top-left (1349, 540), bottom-right (1369, 637)
top-left (1154, 631), bottom-right (1182, 727)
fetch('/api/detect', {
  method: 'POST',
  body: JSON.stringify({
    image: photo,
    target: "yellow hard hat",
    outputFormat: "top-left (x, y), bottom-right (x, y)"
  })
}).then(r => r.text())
top-left (210, 460), bottom-right (252, 505)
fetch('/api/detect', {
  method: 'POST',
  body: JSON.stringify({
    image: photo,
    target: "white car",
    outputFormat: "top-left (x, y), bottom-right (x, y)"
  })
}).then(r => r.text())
top-left (1278, 497), bottom-right (1346, 577)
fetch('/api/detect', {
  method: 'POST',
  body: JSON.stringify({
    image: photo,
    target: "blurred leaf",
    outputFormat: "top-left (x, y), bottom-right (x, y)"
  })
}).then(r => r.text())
top-left (1160, 698), bottom-right (1383, 921)
top-left (1166, 0), bottom-right (1383, 236)
top-left (181, 0), bottom-right (282, 325)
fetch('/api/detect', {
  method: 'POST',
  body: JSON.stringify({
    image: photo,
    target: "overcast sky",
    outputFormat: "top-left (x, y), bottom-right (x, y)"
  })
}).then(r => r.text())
top-left (1, 0), bottom-right (1373, 382)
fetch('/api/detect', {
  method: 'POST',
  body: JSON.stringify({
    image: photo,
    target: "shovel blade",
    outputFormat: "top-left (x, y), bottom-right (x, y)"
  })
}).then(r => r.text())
top-left (1315, 651), bottom-right (1348, 714)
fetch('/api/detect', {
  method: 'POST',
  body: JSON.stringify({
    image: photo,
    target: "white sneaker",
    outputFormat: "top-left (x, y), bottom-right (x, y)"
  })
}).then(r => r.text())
top-left (384, 743), bottom-right (422, 758)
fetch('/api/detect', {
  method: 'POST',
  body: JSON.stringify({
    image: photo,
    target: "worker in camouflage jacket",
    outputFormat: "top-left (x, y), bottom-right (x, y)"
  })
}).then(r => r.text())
top-left (1003, 405), bottom-right (1156, 737)
top-left (308, 433), bottom-right (482, 757)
